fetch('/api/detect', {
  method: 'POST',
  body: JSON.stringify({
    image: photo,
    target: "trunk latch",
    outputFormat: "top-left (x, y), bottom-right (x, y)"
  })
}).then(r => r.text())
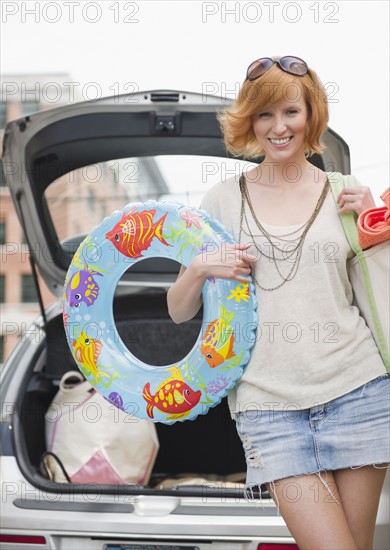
top-left (152, 114), bottom-right (177, 135)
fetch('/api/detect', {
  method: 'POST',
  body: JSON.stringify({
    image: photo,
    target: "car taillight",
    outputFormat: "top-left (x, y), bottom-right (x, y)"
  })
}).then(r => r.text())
top-left (0, 535), bottom-right (46, 545)
top-left (258, 544), bottom-right (300, 550)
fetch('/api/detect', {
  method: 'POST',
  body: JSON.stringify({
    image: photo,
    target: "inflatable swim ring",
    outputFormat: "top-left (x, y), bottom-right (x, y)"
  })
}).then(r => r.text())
top-left (63, 201), bottom-right (258, 424)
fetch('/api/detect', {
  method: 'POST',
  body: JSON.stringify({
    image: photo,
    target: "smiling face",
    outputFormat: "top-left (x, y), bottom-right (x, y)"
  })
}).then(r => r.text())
top-left (251, 93), bottom-right (309, 164)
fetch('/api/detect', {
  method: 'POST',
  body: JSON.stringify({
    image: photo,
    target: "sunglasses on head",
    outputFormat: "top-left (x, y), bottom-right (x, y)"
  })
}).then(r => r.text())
top-left (246, 56), bottom-right (310, 81)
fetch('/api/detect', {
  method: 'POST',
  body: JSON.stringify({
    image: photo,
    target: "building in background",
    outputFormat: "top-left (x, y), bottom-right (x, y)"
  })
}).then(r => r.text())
top-left (0, 74), bottom-right (168, 364)
top-left (0, 74), bottom-right (74, 363)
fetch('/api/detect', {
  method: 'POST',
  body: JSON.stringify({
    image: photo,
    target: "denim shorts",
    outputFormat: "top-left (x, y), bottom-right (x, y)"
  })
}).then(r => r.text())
top-left (235, 374), bottom-right (390, 499)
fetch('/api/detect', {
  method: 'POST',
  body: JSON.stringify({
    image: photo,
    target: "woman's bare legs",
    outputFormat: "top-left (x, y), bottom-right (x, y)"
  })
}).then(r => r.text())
top-left (265, 467), bottom-right (387, 550)
top-left (332, 464), bottom-right (388, 550)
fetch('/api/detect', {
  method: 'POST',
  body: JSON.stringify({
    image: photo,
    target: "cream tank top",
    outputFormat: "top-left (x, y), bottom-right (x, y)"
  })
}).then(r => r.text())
top-left (199, 173), bottom-right (386, 417)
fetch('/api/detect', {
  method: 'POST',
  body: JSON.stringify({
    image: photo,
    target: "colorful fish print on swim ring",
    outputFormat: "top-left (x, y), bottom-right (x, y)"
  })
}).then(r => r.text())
top-left (63, 201), bottom-right (258, 424)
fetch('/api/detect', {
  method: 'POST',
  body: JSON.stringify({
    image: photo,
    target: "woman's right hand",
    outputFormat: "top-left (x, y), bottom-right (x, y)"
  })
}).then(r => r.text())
top-left (191, 242), bottom-right (257, 283)
top-left (167, 242), bottom-right (257, 324)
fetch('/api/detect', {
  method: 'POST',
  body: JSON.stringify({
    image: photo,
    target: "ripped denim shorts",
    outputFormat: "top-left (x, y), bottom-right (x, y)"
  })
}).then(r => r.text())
top-left (235, 374), bottom-right (390, 506)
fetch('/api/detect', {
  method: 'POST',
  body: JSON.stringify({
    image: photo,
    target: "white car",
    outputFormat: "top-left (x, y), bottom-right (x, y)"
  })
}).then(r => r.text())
top-left (1, 89), bottom-right (389, 550)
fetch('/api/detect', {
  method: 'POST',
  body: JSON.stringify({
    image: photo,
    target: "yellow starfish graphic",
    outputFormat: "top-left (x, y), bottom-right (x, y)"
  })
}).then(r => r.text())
top-left (227, 283), bottom-right (250, 303)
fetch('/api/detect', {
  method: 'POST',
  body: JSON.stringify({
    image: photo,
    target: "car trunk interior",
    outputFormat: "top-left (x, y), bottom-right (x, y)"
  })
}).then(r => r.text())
top-left (17, 288), bottom-right (255, 499)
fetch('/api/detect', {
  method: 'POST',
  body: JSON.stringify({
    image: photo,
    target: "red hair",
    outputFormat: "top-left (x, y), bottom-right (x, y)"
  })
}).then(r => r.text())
top-left (216, 62), bottom-right (329, 159)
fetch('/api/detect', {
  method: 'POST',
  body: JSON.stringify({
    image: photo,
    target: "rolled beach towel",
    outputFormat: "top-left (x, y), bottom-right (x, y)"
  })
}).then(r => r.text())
top-left (358, 188), bottom-right (390, 250)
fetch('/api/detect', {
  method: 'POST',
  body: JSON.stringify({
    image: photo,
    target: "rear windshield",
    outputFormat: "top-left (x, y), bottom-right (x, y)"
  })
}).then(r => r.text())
top-left (44, 155), bottom-right (254, 247)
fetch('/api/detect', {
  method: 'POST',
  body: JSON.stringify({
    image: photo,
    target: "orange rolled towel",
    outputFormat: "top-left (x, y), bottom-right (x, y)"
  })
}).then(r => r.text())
top-left (357, 188), bottom-right (390, 250)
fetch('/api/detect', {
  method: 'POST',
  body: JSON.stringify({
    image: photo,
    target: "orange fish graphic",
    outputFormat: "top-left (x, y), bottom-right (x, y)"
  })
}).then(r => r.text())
top-left (105, 208), bottom-right (169, 258)
top-left (201, 305), bottom-right (236, 368)
top-left (72, 331), bottom-right (109, 382)
top-left (143, 366), bottom-right (202, 421)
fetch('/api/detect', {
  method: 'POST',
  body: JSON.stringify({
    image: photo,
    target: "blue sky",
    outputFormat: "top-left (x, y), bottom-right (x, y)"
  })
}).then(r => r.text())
top-left (2, 0), bottom-right (389, 201)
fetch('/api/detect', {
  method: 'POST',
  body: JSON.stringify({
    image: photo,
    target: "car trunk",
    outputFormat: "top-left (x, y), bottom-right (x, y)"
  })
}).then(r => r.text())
top-left (16, 289), bottom-right (252, 499)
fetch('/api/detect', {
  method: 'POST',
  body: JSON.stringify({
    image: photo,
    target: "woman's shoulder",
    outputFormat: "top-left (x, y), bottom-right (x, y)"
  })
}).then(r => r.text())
top-left (199, 174), bottom-right (241, 229)
top-left (200, 174), bottom-right (241, 206)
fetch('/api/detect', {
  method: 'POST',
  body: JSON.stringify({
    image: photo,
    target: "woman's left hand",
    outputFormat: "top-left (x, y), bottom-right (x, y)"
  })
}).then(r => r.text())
top-left (337, 186), bottom-right (376, 215)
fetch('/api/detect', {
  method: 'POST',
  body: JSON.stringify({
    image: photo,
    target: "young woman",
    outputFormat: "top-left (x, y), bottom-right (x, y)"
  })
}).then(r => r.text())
top-left (167, 56), bottom-right (389, 550)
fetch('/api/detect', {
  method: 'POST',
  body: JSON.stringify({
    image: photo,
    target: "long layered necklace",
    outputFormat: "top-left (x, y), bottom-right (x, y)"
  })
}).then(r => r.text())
top-left (238, 172), bottom-right (330, 291)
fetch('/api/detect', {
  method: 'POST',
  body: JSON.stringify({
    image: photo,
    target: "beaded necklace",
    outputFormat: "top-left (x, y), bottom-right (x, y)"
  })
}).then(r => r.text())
top-left (238, 172), bottom-right (330, 291)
